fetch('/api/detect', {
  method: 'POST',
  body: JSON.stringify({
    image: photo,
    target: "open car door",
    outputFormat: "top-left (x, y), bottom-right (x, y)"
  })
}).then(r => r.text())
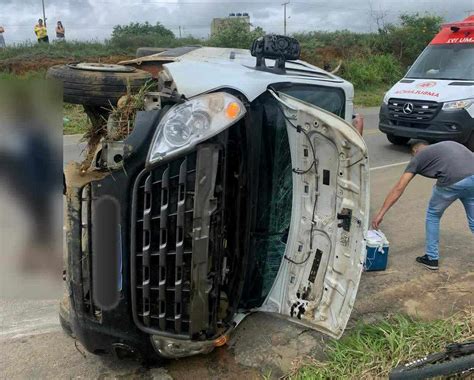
top-left (261, 91), bottom-right (369, 339)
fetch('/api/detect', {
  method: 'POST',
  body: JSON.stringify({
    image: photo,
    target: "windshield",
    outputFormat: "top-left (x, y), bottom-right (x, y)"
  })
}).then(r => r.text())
top-left (278, 84), bottom-right (346, 117)
top-left (406, 44), bottom-right (474, 81)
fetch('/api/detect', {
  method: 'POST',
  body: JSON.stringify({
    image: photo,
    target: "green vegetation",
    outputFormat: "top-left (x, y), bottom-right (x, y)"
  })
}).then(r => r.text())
top-left (379, 13), bottom-right (443, 67)
top-left (208, 18), bottom-right (265, 49)
top-left (292, 311), bottom-right (473, 379)
top-left (0, 41), bottom-right (130, 61)
top-left (0, 70), bottom-right (46, 80)
top-left (63, 104), bottom-right (90, 135)
top-left (110, 21), bottom-right (202, 50)
top-left (354, 87), bottom-right (388, 108)
top-left (294, 13), bottom-right (443, 105)
top-left (342, 54), bottom-right (403, 90)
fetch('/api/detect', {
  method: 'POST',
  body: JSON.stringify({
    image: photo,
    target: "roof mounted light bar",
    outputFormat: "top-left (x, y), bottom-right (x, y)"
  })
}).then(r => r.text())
top-left (251, 34), bottom-right (301, 72)
top-left (442, 22), bottom-right (474, 29)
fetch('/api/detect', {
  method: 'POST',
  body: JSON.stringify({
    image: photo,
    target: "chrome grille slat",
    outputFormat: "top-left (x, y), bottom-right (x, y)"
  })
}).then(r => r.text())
top-left (174, 158), bottom-right (187, 334)
top-left (158, 167), bottom-right (169, 331)
top-left (142, 174), bottom-right (153, 326)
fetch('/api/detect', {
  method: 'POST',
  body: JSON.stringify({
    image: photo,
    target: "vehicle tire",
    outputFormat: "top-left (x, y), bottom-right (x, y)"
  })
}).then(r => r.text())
top-left (136, 47), bottom-right (168, 58)
top-left (387, 134), bottom-right (410, 145)
top-left (389, 354), bottom-right (474, 380)
top-left (46, 63), bottom-right (153, 107)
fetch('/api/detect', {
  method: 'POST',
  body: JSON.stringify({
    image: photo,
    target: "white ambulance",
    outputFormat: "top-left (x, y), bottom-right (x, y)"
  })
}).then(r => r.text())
top-left (379, 16), bottom-right (474, 150)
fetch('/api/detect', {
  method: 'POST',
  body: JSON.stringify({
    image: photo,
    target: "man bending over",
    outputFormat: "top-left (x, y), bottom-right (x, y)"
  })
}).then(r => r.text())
top-left (372, 141), bottom-right (474, 270)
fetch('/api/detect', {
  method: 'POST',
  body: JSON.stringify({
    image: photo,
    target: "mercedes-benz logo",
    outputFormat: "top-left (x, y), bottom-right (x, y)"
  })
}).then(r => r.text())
top-left (403, 102), bottom-right (414, 114)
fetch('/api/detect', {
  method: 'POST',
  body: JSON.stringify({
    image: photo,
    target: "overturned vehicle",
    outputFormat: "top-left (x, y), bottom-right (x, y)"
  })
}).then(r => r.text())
top-left (52, 36), bottom-right (369, 361)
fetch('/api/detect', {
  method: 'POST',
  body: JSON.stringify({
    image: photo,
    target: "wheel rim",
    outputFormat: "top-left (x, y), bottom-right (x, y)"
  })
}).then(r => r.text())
top-left (68, 63), bottom-right (135, 73)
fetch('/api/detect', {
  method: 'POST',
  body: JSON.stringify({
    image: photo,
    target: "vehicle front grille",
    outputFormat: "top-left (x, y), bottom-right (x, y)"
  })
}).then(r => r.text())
top-left (388, 98), bottom-right (440, 122)
top-left (131, 147), bottom-right (225, 339)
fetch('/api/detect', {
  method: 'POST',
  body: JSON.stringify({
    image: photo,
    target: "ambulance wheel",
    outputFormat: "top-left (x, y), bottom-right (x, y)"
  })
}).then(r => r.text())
top-left (387, 134), bottom-right (410, 146)
top-left (46, 63), bottom-right (153, 107)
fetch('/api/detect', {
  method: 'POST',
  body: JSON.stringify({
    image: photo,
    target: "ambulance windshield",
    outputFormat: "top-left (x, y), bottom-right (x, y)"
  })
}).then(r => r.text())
top-left (406, 44), bottom-right (474, 81)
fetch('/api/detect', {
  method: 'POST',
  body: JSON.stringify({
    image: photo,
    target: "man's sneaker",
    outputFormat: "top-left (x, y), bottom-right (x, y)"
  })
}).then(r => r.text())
top-left (416, 255), bottom-right (439, 270)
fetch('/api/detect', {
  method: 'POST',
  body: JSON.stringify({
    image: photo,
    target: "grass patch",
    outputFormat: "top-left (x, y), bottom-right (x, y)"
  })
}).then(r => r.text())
top-left (0, 41), bottom-right (131, 61)
top-left (292, 311), bottom-right (474, 379)
top-left (0, 70), bottom-right (46, 80)
top-left (354, 86), bottom-right (388, 108)
top-left (63, 103), bottom-right (90, 135)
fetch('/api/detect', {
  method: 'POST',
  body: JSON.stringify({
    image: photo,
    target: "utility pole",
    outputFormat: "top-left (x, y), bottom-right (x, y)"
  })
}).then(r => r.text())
top-left (41, 0), bottom-right (47, 26)
top-left (179, 26), bottom-right (182, 38)
top-left (282, 1), bottom-right (289, 36)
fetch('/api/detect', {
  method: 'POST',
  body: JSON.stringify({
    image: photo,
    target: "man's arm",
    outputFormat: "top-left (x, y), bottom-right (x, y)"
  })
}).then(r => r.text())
top-left (372, 172), bottom-right (415, 229)
top-left (352, 114), bottom-right (364, 136)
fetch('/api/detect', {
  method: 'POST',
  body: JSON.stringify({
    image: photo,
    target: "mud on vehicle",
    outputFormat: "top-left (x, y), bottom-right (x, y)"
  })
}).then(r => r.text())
top-left (53, 35), bottom-right (369, 362)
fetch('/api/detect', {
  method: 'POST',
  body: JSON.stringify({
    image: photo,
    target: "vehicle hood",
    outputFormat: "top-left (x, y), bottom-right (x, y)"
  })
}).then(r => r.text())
top-left (260, 91), bottom-right (369, 339)
top-left (387, 78), bottom-right (474, 103)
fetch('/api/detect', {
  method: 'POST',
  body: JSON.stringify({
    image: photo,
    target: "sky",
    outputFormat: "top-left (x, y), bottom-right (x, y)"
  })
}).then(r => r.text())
top-left (0, 0), bottom-right (473, 44)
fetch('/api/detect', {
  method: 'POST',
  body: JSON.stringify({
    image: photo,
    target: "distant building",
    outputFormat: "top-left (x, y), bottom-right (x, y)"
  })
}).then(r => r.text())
top-left (211, 13), bottom-right (250, 36)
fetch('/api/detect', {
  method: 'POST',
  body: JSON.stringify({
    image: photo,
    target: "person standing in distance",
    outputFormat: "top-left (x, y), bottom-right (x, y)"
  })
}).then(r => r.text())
top-left (0, 26), bottom-right (5, 48)
top-left (56, 21), bottom-right (65, 41)
top-left (34, 19), bottom-right (49, 43)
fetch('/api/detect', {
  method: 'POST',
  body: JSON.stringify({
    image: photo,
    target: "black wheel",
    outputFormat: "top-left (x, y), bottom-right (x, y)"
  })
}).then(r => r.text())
top-left (387, 134), bottom-right (410, 145)
top-left (389, 354), bottom-right (474, 380)
top-left (136, 47), bottom-right (168, 58)
top-left (46, 63), bottom-right (153, 107)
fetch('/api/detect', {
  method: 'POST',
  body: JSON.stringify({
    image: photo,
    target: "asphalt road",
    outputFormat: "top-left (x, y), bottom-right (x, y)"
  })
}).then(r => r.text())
top-left (1, 107), bottom-right (419, 379)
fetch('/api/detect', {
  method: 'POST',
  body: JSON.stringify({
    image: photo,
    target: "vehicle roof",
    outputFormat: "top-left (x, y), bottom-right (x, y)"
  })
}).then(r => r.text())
top-left (431, 15), bottom-right (474, 45)
top-left (124, 46), bottom-right (352, 101)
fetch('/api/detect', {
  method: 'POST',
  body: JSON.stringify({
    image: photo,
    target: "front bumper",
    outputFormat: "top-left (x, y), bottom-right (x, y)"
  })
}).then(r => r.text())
top-left (151, 327), bottom-right (233, 358)
top-left (379, 103), bottom-right (474, 143)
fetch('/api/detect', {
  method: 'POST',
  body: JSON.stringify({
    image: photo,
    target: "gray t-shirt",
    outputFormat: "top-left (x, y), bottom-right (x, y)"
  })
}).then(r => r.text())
top-left (405, 141), bottom-right (474, 187)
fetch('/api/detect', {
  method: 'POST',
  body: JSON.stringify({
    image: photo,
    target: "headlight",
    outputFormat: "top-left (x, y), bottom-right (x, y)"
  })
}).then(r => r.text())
top-left (382, 92), bottom-right (390, 105)
top-left (442, 98), bottom-right (474, 111)
top-left (147, 92), bottom-right (246, 165)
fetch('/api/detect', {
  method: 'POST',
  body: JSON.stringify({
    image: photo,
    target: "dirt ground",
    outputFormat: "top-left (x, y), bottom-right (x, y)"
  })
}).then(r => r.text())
top-left (0, 55), bottom-right (133, 75)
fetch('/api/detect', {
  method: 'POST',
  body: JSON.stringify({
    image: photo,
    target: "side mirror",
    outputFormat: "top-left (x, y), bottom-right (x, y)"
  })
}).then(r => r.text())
top-left (251, 35), bottom-right (301, 70)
